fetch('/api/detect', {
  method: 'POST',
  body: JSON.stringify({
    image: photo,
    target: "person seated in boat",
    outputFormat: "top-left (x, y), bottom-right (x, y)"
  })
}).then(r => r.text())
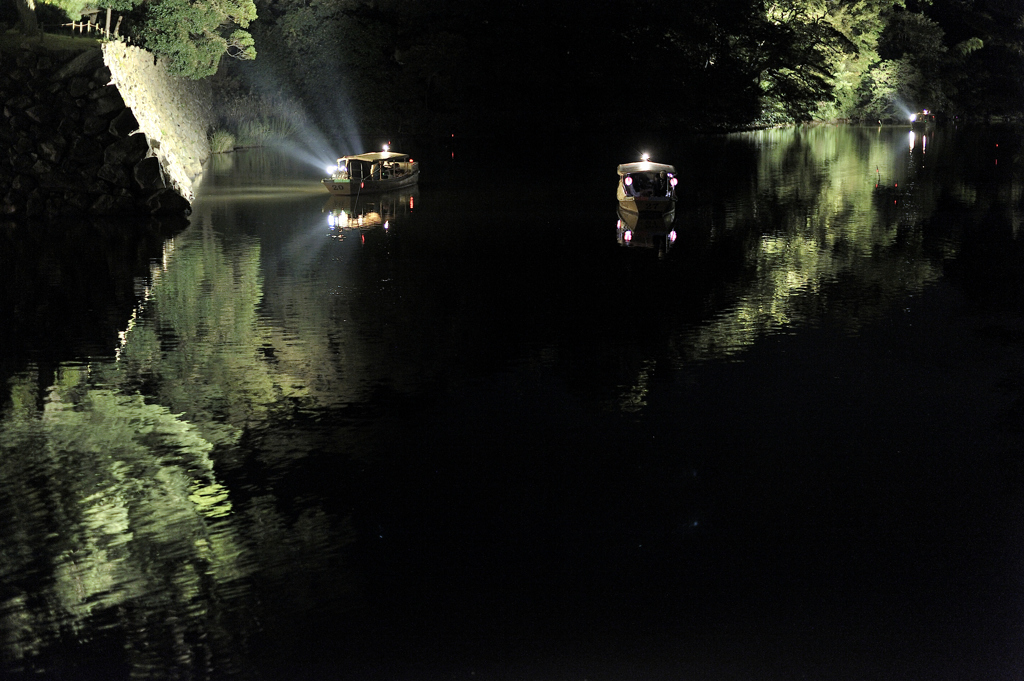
top-left (653, 172), bottom-right (667, 196)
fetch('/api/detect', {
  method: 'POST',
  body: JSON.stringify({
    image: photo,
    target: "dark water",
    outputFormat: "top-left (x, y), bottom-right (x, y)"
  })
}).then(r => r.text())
top-left (2, 125), bottom-right (1023, 681)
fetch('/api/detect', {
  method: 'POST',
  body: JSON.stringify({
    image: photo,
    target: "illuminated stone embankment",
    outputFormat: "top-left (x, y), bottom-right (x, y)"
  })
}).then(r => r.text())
top-left (0, 42), bottom-right (210, 218)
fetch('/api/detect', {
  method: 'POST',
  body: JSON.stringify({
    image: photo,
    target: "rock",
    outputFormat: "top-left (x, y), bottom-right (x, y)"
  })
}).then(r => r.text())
top-left (108, 108), bottom-right (138, 138)
top-left (82, 115), bottom-right (108, 136)
top-left (92, 65), bottom-right (111, 84)
top-left (30, 159), bottom-right (53, 176)
top-left (37, 171), bottom-right (78, 192)
top-left (11, 174), bottom-right (36, 192)
top-left (145, 188), bottom-right (191, 215)
top-left (50, 49), bottom-right (104, 82)
top-left (92, 94), bottom-right (125, 118)
top-left (97, 162), bottom-right (130, 187)
top-left (66, 77), bottom-right (91, 98)
top-left (38, 140), bottom-right (64, 164)
top-left (68, 136), bottom-right (103, 162)
top-left (103, 132), bottom-right (148, 166)
top-left (4, 95), bottom-right (33, 112)
top-left (24, 104), bottom-right (53, 124)
top-left (133, 156), bottom-right (165, 190)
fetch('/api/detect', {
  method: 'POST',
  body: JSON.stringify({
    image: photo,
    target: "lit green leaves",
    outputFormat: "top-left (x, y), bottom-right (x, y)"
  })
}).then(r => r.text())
top-left (142, 0), bottom-right (258, 79)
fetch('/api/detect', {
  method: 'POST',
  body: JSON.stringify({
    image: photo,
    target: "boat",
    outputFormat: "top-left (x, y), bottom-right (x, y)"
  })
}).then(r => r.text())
top-left (322, 146), bottom-right (420, 196)
top-left (909, 110), bottom-right (936, 130)
top-left (616, 154), bottom-right (677, 220)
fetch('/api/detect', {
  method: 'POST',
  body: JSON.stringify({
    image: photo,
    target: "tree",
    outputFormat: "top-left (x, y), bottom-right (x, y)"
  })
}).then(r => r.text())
top-left (141, 0), bottom-right (257, 79)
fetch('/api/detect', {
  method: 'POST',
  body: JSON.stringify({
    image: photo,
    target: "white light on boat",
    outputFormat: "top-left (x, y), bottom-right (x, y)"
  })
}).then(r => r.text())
top-left (624, 230), bottom-right (633, 242)
top-left (624, 176), bottom-right (632, 186)
top-left (382, 144), bottom-right (390, 152)
top-left (641, 153), bottom-right (650, 162)
top-left (669, 230), bottom-right (677, 243)
top-left (909, 113), bottom-right (917, 122)
top-left (670, 177), bottom-right (678, 187)
top-left (326, 165), bottom-right (337, 174)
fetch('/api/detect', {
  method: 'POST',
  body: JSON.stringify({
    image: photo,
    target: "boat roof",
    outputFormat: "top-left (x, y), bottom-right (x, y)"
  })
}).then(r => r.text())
top-left (618, 162), bottom-right (676, 175)
top-left (339, 151), bottom-right (410, 163)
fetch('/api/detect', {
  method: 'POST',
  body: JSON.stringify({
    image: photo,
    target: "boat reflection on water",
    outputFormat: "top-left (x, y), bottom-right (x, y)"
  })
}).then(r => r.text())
top-left (323, 187), bottom-right (419, 240)
top-left (616, 204), bottom-right (678, 256)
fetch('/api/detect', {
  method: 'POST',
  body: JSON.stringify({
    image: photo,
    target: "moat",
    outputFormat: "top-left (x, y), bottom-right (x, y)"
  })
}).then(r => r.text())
top-left (1, 124), bottom-right (1022, 680)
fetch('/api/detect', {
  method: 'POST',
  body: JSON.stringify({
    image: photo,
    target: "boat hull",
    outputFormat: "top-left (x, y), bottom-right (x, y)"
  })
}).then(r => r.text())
top-left (616, 195), bottom-right (676, 219)
top-left (322, 169), bottom-right (420, 196)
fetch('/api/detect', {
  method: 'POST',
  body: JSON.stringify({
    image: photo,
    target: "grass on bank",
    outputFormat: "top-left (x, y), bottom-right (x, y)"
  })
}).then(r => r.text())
top-left (0, 28), bottom-right (100, 53)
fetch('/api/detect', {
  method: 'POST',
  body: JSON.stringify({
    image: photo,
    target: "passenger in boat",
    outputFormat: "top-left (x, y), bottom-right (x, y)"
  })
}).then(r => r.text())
top-left (654, 172), bottom-right (667, 196)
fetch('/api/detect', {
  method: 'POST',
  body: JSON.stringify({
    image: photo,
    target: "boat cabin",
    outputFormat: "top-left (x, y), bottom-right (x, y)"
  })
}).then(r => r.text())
top-left (332, 151), bottom-right (414, 182)
top-left (617, 161), bottom-right (677, 198)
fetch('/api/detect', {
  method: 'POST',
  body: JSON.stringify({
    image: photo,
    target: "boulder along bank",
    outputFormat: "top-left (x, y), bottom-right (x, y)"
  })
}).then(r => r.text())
top-left (0, 42), bottom-right (211, 219)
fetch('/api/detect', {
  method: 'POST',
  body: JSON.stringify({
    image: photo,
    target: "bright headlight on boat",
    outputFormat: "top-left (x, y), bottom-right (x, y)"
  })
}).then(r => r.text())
top-left (641, 153), bottom-right (650, 162)
top-left (326, 165), bottom-right (337, 174)
top-left (382, 144), bottom-right (390, 152)
top-left (909, 114), bottom-right (917, 122)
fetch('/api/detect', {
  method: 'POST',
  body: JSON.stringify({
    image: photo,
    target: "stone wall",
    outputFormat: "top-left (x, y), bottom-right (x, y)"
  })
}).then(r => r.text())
top-left (0, 41), bottom-right (211, 218)
top-left (102, 41), bottom-right (211, 202)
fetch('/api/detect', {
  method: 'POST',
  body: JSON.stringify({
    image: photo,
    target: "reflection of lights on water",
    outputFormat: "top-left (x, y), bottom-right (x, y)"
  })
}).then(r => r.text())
top-left (409, 196), bottom-right (414, 209)
top-left (909, 131), bottom-right (916, 150)
top-left (384, 221), bottom-right (390, 230)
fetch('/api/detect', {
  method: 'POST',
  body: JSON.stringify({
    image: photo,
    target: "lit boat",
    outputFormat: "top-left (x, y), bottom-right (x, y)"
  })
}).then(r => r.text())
top-left (616, 154), bottom-right (677, 220)
top-left (909, 110), bottom-right (936, 130)
top-left (322, 146), bottom-right (420, 196)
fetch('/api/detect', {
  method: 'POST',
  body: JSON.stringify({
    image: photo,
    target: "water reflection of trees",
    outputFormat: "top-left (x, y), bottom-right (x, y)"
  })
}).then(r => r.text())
top-left (0, 211), bottom-right (354, 678)
top-left (672, 125), bottom-right (948, 364)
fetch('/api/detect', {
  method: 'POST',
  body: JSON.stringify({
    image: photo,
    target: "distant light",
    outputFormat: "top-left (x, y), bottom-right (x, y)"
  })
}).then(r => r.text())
top-left (384, 221), bottom-right (390, 230)
top-left (669, 230), bottom-right (677, 243)
top-left (624, 230), bottom-right (633, 242)
top-left (670, 177), bottom-right (678, 187)
top-left (382, 143), bottom-right (390, 152)
top-left (640, 153), bottom-right (650, 162)
top-left (624, 176), bottom-right (632, 186)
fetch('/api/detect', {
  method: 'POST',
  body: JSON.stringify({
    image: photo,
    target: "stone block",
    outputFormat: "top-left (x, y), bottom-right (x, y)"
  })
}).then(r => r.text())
top-left (145, 187), bottom-right (191, 215)
top-left (103, 132), bottom-right (149, 166)
top-left (133, 156), bottom-right (165, 190)
top-left (108, 108), bottom-right (138, 138)
top-left (92, 93), bottom-right (125, 118)
top-left (66, 77), bottom-right (91, 98)
top-left (68, 136), bottom-right (103, 162)
top-left (97, 163), bottom-right (130, 187)
top-left (82, 115), bottom-right (108, 136)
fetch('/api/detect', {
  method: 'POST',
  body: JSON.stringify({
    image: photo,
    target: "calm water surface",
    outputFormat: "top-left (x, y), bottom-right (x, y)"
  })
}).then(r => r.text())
top-left (1, 125), bottom-right (1023, 680)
